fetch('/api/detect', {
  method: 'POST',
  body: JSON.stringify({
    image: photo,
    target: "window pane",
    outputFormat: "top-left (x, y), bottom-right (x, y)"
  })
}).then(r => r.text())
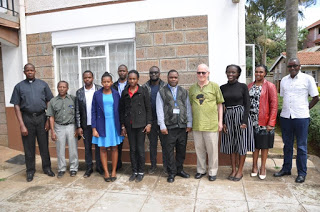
top-left (56, 47), bottom-right (79, 95)
top-left (81, 58), bottom-right (106, 86)
top-left (109, 42), bottom-right (135, 81)
top-left (81, 45), bottom-right (105, 57)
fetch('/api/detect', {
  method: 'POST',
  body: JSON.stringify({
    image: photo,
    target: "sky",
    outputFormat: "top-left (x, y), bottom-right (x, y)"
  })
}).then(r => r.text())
top-left (278, 2), bottom-right (320, 29)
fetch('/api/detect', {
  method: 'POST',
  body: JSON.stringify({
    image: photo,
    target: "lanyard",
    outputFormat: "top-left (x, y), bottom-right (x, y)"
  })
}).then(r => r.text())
top-left (168, 84), bottom-right (178, 107)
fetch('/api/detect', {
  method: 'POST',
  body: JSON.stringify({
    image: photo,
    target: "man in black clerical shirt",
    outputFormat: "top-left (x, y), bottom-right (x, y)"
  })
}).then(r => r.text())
top-left (10, 63), bottom-right (55, 182)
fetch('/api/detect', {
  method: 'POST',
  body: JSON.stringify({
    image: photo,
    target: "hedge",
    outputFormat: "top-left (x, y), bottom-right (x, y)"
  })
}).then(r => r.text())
top-left (277, 94), bottom-right (320, 148)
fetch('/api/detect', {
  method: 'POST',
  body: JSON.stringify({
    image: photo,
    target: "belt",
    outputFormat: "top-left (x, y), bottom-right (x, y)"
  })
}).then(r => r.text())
top-left (24, 111), bottom-right (45, 117)
top-left (58, 123), bottom-right (74, 126)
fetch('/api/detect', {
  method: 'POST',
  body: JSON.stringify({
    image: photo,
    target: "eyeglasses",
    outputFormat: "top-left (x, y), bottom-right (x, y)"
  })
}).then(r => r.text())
top-left (197, 72), bottom-right (207, 75)
top-left (287, 65), bottom-right (299, 68)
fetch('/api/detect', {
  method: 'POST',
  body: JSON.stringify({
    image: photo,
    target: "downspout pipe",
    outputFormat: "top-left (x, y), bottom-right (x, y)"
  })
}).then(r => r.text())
top-left (19, 0), bottom-right (27, 65)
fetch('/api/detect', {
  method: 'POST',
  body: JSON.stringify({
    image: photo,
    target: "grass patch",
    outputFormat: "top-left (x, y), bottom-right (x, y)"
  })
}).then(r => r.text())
top-left (0, 178), bottom-right (6, 181)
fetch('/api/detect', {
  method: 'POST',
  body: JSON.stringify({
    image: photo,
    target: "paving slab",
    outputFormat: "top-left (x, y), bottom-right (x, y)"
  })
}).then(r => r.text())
top-left (107, 173), bottom-right (159, 195)
top-left (151, 174), bottom-right (199, 198)
top-left (247, 202), bottom-right (305, 212)
top-left (141, 196), bottom-right (195, 212)
top-left (289, 183), bottom-right (320, 206)
top-left (4, 185), bottom-right (62, 207)
top-left (197, 178), bottom-right (246, 201)
top-left (0, 179), bottom-right (30, 201)
top-left (195, 199), bottom-right (248, 211)
top-left (44, 187), bottom-right (105, 211)
top-left (244, 181), bottom-right (298, 204)
top-left (302, 204), bottom-right (320, 212)
top-left (89, 192), bottom-right (147, 212)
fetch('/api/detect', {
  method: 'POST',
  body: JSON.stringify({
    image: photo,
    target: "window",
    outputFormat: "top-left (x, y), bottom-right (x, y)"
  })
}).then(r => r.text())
top-left (56, 40), bottom-right (135, 95)
top-left (302, 70), bottom-right (318, 86)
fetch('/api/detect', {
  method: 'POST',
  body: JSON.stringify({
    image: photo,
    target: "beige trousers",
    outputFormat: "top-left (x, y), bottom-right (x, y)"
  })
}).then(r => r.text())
top-left (193, 131), bottom-right (219, 176)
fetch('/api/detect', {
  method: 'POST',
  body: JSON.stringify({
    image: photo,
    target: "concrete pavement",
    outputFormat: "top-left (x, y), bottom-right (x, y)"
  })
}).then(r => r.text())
top-left (0, 134), bottom-right (320, 212)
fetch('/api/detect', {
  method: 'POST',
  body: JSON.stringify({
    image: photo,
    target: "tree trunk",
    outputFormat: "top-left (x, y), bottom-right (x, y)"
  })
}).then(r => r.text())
top-left (285, 0), bottom-right (299, 75)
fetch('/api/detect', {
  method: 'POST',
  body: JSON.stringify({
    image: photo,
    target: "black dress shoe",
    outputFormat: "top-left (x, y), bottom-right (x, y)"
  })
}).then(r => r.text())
top-left (26, 173), bottom-right (34, 182)
top-left (104, 177), bottom-right (111, 182)
top-left (44, 169), bottom-right (55, 177)
top-left (96, 168), bottom-right (104, 175)
top-left (57, 171), bottom-right (65, 178)
top-left (129, 173), bottom-right (137, 182)
top-left (83, 169), bottom-right (93, 178)
top-left (195, 173), bottom-right (206, 179)
top-left (70, 171), bottom-right (77, 177)
top-left (273, 170), bottom-right (291, 177)
top-left (176, 170), bottom-right (190, 178)
top-left (208, 175), bottom-right (217, 181)
top-left (135, 174), bottom-right (144, 182)
top-left (295, 175), bottom-right (306, 183)
top-left (167, 175), bottom-right (175, 183)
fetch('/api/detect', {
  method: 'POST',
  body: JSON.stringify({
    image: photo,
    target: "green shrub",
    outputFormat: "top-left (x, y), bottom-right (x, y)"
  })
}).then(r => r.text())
top-left (309, 108), bottom-right (320, 148)
top-left (277, 95), bottom-right (320, 148)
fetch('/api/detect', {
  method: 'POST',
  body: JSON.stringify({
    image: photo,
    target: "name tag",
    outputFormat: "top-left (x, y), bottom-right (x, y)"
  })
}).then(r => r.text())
top-left (173, 108), bottom-right (180, 114)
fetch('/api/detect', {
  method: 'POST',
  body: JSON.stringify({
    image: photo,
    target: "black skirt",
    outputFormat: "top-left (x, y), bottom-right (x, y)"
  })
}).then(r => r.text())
top-left (254, 129), bottom-right (275, 149)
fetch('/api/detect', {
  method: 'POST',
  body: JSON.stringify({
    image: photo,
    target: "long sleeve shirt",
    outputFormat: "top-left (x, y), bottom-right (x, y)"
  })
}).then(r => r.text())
top-left (156, 86), bottom-right (192, 130)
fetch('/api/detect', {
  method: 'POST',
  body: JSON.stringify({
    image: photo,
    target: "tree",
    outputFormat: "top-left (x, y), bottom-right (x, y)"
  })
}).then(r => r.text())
top-left (246, 0), bottom-right (286, 65)
top-left (286, 0), bottom-right (299, 64)
top-left (285, 0), bottom-right (316, 67)
top-left (246, 0), bottom-right (317, 65)
top-left (246, 11), bottom-right (286, 67)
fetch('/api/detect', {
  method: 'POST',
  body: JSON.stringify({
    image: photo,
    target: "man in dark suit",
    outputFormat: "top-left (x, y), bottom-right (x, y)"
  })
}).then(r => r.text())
top-left (75, 70), bottom-right (103, 177)
top-left (112, 64), bottom-right (129, 170)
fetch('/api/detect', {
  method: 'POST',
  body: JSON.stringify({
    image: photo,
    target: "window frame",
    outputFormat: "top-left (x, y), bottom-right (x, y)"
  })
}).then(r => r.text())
top-left (54, 39), bottom-right (136, 94)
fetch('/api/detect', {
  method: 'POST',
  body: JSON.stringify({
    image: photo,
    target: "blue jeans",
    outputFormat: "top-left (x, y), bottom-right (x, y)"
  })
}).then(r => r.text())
top-left (280, 117), bottom-right (310, 176)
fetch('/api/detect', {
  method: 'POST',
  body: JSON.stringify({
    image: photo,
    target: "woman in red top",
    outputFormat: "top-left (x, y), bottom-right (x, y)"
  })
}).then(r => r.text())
top-left (248, 65), bottom-right (278, 180)
top-left (119, 70), bottom-right (152, 183)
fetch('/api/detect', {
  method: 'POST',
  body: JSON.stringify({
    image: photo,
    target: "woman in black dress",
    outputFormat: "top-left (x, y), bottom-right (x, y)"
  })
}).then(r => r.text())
top-left (220, 65), bottom-right (254, 181)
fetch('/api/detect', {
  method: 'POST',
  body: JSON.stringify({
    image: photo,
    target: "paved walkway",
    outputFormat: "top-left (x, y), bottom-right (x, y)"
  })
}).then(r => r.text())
top-left (0, 134), bottom-right (319, 212)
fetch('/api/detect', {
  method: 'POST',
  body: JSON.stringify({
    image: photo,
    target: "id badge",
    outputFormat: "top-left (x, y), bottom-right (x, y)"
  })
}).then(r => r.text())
top-left (173, 108), bottom-right (180, 114)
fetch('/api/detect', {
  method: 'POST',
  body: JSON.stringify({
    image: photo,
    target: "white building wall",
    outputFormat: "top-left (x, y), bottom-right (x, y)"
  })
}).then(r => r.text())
top-left (25, 0), bottom-right (115, 13)
top-left (1, 45), bottom-right (24, 106)
top-left (3, 0), bottom-right (246, 107)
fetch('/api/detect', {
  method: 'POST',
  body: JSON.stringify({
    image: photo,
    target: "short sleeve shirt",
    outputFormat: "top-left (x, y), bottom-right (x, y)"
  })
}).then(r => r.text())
top-left (280, 72), bottom-right (319, 119)
top-left (189, 82), bottom-right (224, 132)
top-left (46, 94), bottom-right (76, 125)
top-left (10, 79), bottom-right (53, 113)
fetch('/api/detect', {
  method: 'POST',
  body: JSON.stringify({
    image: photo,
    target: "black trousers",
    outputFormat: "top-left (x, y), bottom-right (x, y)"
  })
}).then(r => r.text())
top-left (163, 128), bottom-right (187, 175)
top-left (127, 126), bottom-right (146, 174)
top-left (21, 113), bottom-right (51, 174)
top-left (117, 142), bottom-right (123, 168)
top-left (83, 125), bottom-right (101, 170)
top-left (147, 120), bottom-right (167, 170)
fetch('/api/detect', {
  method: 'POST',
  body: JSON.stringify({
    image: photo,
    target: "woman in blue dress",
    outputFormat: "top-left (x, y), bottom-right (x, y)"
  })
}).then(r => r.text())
top-left (92, 72), bottom-right (124, 182)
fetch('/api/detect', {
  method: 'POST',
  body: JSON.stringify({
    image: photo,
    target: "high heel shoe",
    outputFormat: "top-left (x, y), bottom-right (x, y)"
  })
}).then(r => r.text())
top-left (258, 168), bottom-right (266, 180)
top-left (250, 172), bottom-right (258, 177)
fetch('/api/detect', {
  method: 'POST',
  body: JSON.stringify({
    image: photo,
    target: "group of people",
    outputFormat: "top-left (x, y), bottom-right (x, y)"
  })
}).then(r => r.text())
top-left (11, 58), bottom-right (318, 184)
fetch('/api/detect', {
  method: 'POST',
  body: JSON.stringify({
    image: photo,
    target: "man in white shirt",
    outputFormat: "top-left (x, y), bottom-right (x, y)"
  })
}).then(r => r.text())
top-left (112, 64), bottom-right (129, 170)
top-left (274, 58), bottom-right (319, 183)
top-left (75, 70), bottom-right (103, 177)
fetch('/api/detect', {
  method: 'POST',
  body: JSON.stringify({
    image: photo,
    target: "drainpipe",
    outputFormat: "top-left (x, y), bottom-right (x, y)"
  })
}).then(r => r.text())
top-left (19, 0), bottom-right (27, 65)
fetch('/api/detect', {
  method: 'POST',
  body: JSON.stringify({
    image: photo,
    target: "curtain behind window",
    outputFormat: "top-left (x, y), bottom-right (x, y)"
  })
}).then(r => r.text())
top-left (109, 42), bottom-right (135, 81)
top-left (57, 47), bottom-right (79, 95)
